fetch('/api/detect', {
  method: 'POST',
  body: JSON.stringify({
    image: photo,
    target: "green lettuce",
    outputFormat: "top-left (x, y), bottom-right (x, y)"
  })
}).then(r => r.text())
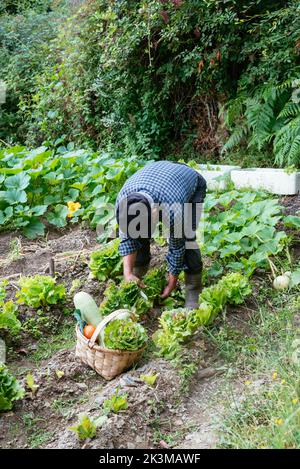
top-left (0, 364), bottom-right (25, 411)
top-left (104, 318), bottom-right (148, 351)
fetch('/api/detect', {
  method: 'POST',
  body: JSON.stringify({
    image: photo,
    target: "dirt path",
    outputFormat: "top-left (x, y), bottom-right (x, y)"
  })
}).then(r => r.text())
top-left (174, 370), bottom-right (223, 449)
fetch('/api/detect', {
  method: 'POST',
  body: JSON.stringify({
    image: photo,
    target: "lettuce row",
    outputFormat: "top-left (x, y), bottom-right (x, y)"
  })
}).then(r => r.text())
top-left (153, 272), bottom-right (252, 360)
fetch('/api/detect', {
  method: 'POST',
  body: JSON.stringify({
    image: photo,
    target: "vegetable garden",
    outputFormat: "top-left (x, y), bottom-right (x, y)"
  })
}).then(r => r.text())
top-left (1, 143), bottom-right (300, 448)
top-left (1, 0), bottom-right (300, 452)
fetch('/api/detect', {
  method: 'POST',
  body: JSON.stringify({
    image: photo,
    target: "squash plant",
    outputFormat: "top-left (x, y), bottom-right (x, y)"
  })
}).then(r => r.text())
top-left (103, 318), bottom-right (148, 351)
top-left (0, 145), bottom-right (148, 239)
top-left (202, 190), bottom-right (289, 277)
top-left (100, 280), bottom-right (151, 318)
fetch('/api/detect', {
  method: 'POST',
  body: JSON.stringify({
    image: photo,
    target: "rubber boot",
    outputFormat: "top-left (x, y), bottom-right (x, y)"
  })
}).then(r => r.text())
top-left (184, 272), bottom-right (202, 309)
top-left (133, 264), bottom-right (149, 279)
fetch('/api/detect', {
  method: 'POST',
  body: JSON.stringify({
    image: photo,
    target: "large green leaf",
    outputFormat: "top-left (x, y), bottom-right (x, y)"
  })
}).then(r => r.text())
top-left (46, 204), bottom-right (68, 228)
top-left (31, 205), bottom-right (48, 216)
top-left (23, 218), bottom-right (45, 239)
top-left (4, 172), bottom-right (30, 191)
top-left (0, 209), bottom-right (13, 225)
top-left (3, 190), bottom-right (27, 205)
top-left (290, 270), bottom-right (300, 288)
top-left (284, 215), bottom-right (300, 229)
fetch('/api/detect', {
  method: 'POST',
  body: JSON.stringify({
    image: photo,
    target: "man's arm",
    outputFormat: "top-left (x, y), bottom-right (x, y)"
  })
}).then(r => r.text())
top-left (162, 237), bottom-right (186, 298)
top-left (119, 238), bottom-right (145, 286)
top-left (123, 252), bottom-right (145, 287)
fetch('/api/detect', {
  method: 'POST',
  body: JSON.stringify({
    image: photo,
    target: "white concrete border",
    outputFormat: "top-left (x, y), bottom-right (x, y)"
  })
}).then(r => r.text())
top-left (230, 168), bottom-right (300, 195)
top-left (197, 164), bottom-right (241, 191)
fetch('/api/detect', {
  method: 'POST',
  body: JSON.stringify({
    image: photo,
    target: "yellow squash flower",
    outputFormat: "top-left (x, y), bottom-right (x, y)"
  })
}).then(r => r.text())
top-left (67, 201), bottom-right (81, 218)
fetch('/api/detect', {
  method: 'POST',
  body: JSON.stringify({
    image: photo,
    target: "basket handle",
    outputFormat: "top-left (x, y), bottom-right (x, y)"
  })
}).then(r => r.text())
top-left (88, 309), bottom-right (131, 347)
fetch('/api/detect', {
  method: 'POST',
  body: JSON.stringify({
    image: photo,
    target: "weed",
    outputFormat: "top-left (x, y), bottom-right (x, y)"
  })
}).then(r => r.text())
top-left (29, 322), bottom-right (75, 362)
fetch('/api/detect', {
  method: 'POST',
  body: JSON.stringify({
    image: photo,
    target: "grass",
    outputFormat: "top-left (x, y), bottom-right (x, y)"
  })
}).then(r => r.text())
top-left (153, 429), bottom-right (186, 447)
top-left (28, 430), bottom-right (55, 448)
top-left (170, 145), bottom-right (274, 168)
top-left (29, 321), bottom-right (75, 362)
top-left (206, 281), bottom-right (300, 448)
top-left (21, 412), bottom-right (55, 448)
top-left (52, 397), bottom-right (78, 419)
top-left (52, 394), bottom-right (90, 418)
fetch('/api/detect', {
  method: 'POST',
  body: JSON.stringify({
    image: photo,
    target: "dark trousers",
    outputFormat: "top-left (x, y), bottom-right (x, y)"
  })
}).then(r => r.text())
top-left (135, 239), bottom-right (203, 275)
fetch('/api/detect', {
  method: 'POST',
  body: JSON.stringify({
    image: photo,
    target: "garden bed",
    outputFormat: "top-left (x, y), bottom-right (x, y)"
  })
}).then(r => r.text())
top-left (1, 191), bottom-right (300, 449)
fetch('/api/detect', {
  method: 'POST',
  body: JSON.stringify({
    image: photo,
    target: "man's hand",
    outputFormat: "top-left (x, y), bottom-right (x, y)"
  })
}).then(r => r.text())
top-left (161, 273), bottom-right (178, 299)
top-left (124, 272), bottom-right (145, 288)
top-left (123, 253), bottom-right (145, 287)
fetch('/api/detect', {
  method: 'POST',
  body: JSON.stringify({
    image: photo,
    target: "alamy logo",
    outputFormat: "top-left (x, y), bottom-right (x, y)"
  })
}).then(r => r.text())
top-left (0, 81), bottom-right (7, 104)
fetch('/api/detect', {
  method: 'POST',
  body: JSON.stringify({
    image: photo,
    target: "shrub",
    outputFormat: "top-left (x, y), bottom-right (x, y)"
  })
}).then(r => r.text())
top-left (0, 3), bottom-right (68, 143)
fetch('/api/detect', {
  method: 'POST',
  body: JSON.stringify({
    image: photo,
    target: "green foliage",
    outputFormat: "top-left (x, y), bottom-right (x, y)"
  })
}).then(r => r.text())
top-left (20, 0), bottom-right (296, 157)
top-left (223, 78), bottom-right (300, 166)
top-left (0, 1), bottom-right (53, 15)
top-left (69, 413), bottom-right (107, 441)
top-left (0, 146), bottom-right (143, 239)
top-left (0, 280), bottom-right (21, 335)
top-left (26, 372), bottom-right (39, 395)
top-left (99, 268), bottom-right (166, 317)
top-left (0, 2), bottom-right (68, 143)
top-left (1, 1), bottom-right (298, 160)
top-left (89, 239), bottom-right (122, 282)
top-left (143, 268), bottom-right (167, 302)
top-left (0, 145), bottom-right (146, 238)
top-left (202, 189), bottom-right (288, 277)
top-left (153, 302), bottom-right (213, 361)
top-left (104, 318), bottom-right (148, 351)
top-left (283, 215), bottom-right (300, 229)
top-left (100, 280), bottom-right (151, 318)
top-left (199, 272), bottom-right (252, 322)
top-left (103, 389), bottom-right (128, 414)
top-left (0, 301), bottom-right (21, 335)
top-left (215, 286), bottom-right (300, 449)
top-left (218, 272), bottom-right (252, 306)
top-left (140, 373), bottom-right (158, 386)
top-left (154, 273), bottom-right (252, 360)
top-left (16, 275), bottom-right (66, 308)
top-left (0, 364), bottom-right (25, 411)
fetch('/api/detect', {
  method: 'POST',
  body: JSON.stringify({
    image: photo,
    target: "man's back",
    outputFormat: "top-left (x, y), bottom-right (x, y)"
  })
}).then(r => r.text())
top-left (117, 161), bottom-right (204, 204)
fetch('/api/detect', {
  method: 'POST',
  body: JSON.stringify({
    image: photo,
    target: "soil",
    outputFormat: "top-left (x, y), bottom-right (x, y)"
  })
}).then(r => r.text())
top-left (280, 194), bottom-right (300, 216)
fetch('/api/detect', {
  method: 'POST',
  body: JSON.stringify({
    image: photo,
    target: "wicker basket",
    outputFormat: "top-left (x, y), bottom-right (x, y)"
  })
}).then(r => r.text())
top-left (75, 309), bottom-right (145, 380)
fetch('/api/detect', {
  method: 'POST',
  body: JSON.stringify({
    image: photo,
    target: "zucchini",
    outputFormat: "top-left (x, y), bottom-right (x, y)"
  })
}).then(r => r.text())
top-left (73, 292), bottom-right (102, 326)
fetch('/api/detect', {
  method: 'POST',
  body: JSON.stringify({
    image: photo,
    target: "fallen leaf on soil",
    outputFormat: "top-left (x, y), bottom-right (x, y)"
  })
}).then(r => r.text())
top-left (140, 373), bottom-right (159, 386)
top-left (55, 370), bottom-right (65, 380)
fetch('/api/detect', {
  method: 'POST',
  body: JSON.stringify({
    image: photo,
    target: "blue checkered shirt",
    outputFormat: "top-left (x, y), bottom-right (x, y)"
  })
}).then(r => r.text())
top-left (116, 161), bottom-right (206, 276)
